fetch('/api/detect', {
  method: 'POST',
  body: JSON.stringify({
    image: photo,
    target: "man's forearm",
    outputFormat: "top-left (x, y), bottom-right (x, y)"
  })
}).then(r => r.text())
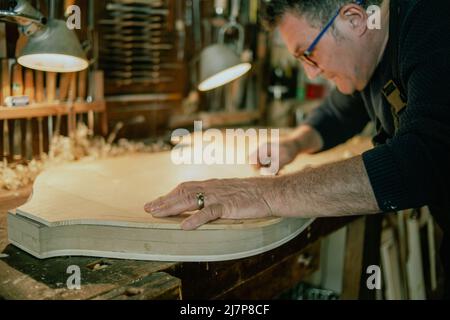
top-left (267, 156), bottom-right (381, 218)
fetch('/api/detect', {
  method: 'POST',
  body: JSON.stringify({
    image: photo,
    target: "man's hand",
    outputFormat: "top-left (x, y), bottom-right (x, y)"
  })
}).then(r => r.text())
top-left (144, 156), bottom-right (380, 231)
top-left (252, 138), bottom-right (301, 174)
top-left (252, 125), bottom-right (324, 174)
top-left (144, 177), bottom-right (279, 230)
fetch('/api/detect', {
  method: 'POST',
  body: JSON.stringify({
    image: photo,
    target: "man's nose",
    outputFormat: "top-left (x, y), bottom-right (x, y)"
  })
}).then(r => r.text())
top-left (302, 63), bottom-right (322, 80)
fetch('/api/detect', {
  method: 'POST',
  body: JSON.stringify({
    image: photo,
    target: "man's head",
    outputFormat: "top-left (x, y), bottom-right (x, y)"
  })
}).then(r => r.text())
top-left (263, 0), bottom-right (386, 94)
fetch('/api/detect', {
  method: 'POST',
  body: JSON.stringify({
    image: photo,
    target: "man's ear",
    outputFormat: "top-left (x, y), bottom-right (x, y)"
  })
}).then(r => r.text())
top-left (339, 4), bottom-right (368, 36)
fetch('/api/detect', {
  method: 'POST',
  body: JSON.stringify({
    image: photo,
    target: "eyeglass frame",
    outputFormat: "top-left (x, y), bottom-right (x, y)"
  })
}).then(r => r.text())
top-left (300, 0), bottom-right (366, 68)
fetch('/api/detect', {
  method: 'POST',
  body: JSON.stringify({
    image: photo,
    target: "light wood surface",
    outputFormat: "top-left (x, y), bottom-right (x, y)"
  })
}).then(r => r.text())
top-left (15, 152), bottom-right (281, 230)
top-left (14, 136), bottom-right (372, 229)
top-left (7, 136), bottom-right (372, 261)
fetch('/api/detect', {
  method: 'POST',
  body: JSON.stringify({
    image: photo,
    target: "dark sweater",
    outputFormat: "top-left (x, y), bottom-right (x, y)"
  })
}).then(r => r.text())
top-left (304, 0), bottom-right (450, 295)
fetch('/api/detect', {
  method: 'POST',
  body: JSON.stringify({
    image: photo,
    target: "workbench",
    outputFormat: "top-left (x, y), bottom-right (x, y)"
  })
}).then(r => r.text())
top-left (0, 138), bottom-right (380, 300)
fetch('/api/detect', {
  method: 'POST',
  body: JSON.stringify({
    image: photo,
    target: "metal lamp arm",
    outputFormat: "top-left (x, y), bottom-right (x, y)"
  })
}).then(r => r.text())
top-left (218, 0), bottom-right (245, 54)
top-left (0, 0), bottom-right (46, 35)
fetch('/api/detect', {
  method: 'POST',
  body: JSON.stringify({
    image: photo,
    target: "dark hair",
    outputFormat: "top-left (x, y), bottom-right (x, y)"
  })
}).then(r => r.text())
top-left (261, 0), bottom-right (383, 29)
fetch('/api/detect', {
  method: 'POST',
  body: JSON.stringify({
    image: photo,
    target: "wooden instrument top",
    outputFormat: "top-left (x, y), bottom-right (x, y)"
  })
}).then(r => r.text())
top-left (14, 137), bottom-right (372, 231)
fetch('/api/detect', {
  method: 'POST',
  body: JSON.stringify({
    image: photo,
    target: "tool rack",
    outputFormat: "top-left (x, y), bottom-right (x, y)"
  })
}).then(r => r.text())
top-left (0, 68), bottom-right (108, 162)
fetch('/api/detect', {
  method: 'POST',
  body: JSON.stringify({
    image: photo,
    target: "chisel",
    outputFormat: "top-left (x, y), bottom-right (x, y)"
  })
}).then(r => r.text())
top-left (55, 73), bottom-right (71, 138)
top-left (86, 0), bottom-right (96, 138)
top-left (1, 21), bottom-right (10, 163)
top-left (35, 71), bottom-right (45, 102)
top-left (87, 71), bottom-right (95, 137)
top-left (175, 0), bottom-right (186, 61)
top-left (1, 59), bottom-right (10, 163)
top-left (11, 63), bottom-right (23, 162)
top-left (35, 71), bottom-right (45, 157)
top-left (77, 70), bottom-right (87, 102)
top-left (24, 68), bottom-right (35, 161)
top-left (59, 72), bottom-right (72, 102)
top-left (46, 72), bottom-right (57, 102)
top-left (77, 69), bottom-right (89, 130)
top-left (68, 72), bottom-right (77, 102)
top-left (0, 22), bottom-right (7, 104)
top-left (1, 59), bottom-right (10, 105)
top-left (87, 70), bottom-right (105, 136)
top-left (68, 72), bottom-right (77, 137)
top-left (46, 72), bottom-right (57, 144)
top-left (24, 69), bottom-right (35, 102)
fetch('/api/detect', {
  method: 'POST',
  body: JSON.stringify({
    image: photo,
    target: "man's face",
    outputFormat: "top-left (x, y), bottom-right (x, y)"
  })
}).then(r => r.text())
top-left (278, 11), bottom-right (370, 94)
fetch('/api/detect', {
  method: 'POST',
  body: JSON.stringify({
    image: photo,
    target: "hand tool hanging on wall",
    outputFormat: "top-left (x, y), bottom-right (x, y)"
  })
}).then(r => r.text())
top-left (67, 72), bottom-right (77, 138)
top-left (185, 0), bottom-right (203, 110)
top-left (53, 73), bottom-right (64, 139)
top-left (103, 34), bottom-right (166, 42)
top-left (46, 71), bottom-right (56, 143)
top-left (249, 0), bottom-right (259, 25)
top-left (34, 70), bottom-right (45, 157)
top-left (68, 73), bottom-right (77, 102)
top-left (192, 0), bottom-right (202, 53)
top-left (77, 69), bottom-right (87, 128)
top-left (11, 63), bottom-right (23, 161)
top-left (0, 22), bottom-right (7, 104)
top-left (106, 3), bottom-right (169, 16)
top-left (99, 20), bottom-right (164, 28)
top-left (105, 12), bottom-right (165, 23)
top-left (184, 0), bottom-right (193, 28)
top-left (1, 22), bottom-right (11, 163)
top-left (99, 0), bottom-right (180, 89)
top-left (35, 71), bottom-right (45, 103)
top-left (46, 0), bottom-right (58, 145)
top-left (108, 11), bottom-right (165, 21)
top-left (77, 70), bottom-right (87, 102)
top-left (102, 27), bottom-right (164, 36)
top-left (24, 68), bottom-right (35, 160)
top-left (59, 73), bottom-right (72, 102)
top-left (175, 0), bottom-right (186, 61)
top-left (220, 0), bottom-right (247, 112)
top-left (208, 0), bottom-right (229, 112)
top-left (85, 0), bottom-right (98, 137)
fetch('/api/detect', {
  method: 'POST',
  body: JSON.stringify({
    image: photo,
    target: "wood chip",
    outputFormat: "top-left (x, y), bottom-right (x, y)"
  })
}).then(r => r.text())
top-left (1, 123), bottom-right (170, 192)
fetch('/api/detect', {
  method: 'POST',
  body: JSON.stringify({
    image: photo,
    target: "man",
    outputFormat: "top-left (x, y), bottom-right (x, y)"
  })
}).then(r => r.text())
top-left (145, 0), bottom-right (450, 297)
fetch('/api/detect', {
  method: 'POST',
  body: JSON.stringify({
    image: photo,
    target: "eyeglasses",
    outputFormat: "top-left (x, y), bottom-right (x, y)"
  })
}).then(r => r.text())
top-left (299, 0), bottom-right (365, 68)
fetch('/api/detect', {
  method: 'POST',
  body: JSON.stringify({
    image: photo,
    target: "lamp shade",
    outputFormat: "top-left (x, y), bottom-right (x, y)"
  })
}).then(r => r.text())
top-left (17, 19), bottom-right (88, 73)
top-left (198, 44), bottom-right (251, 92)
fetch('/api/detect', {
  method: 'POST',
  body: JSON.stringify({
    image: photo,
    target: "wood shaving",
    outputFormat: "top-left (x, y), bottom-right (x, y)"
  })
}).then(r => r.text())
top-left (1, 123), bottom-right (171, 191)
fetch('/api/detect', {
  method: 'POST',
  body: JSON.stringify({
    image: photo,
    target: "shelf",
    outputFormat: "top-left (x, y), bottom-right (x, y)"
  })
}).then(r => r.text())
top-left (106, 93), bottom-right (182, 103)
top-left (0, 101), bottom-right (107, 121)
